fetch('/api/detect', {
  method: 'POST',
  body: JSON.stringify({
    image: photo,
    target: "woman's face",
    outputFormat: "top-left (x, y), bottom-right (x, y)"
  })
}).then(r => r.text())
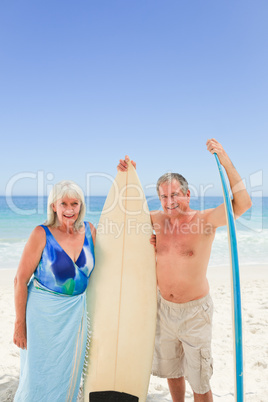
top-left (52, 196), bottom-right (81, 227)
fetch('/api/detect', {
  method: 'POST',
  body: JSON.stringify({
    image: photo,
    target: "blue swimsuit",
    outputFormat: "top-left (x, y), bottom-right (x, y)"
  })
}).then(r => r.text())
top-left (34, 222), bottom-right (95, 295)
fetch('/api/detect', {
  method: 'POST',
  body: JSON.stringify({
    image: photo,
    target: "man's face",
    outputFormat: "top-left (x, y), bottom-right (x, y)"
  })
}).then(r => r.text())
top-left (158, 180), bottom-right (190, 216)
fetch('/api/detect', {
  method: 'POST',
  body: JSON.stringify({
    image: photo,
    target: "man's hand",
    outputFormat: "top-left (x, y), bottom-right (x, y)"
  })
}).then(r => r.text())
top-left (150, 234), bottom-right (156, 249)
top-left (206, 138), bottom-right (232, 168)
top-left (117, 155), bottom-right (136, 172)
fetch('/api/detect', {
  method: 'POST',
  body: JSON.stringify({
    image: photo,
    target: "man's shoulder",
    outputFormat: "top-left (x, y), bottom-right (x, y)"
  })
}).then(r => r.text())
top-left (151, 210), bottom-right (168, 226)
top-left (194, 208), bottom-right (214, 219)
top-left (150, 210), bottom-right (164, 221)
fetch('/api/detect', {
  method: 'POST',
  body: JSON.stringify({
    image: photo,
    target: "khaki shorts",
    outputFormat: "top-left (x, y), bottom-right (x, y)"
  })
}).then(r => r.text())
top-left (152, 291), bottom-right (213, 395)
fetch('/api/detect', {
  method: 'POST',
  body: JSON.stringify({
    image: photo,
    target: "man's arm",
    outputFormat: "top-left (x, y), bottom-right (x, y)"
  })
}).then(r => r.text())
top-left (205, 139), bottom-right (252, 228)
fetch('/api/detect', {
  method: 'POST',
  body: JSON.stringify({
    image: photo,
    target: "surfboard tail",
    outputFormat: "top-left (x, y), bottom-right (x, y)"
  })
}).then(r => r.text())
top-left (89, 391), bottom-right (139, 401)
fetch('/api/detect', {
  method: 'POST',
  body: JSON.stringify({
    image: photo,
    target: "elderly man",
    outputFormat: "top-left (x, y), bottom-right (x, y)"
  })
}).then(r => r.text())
top-left (118, 139), bottom-right (252, 402)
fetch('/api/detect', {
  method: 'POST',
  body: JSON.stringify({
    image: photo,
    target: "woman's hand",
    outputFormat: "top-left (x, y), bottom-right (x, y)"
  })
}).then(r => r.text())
top-left (117, 155), bottom-right (136, 172)
top-left (14, 320), bottom-right (27, 349)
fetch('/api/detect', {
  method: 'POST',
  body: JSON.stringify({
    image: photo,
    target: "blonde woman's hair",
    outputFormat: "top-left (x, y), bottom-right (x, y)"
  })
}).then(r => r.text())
top-left (45, 180), bottom-right (86, 230)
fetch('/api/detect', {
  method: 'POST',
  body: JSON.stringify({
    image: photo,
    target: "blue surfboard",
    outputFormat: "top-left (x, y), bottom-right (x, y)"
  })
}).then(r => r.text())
top-left (214, 153), bottom-right (244, 401)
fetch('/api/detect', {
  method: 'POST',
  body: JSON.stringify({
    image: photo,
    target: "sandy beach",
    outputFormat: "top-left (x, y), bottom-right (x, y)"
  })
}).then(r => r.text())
top-left (0, 264), bottom-right (267, 401)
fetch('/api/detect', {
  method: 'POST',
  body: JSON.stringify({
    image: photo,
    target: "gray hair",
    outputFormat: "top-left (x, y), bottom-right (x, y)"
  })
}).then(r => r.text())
top-left (45, 180), bottom-right (86, 230)
top-left (156, 173), bottom-right (189, 195)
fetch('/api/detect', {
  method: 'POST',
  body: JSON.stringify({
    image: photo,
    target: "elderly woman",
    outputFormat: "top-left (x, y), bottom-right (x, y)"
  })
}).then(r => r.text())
top-left (13, 180), bottom-right (96, 401)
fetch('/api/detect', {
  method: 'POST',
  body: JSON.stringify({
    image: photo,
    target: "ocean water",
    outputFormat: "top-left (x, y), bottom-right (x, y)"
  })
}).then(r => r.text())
top-left (0, 196), bottom-right (267, 269)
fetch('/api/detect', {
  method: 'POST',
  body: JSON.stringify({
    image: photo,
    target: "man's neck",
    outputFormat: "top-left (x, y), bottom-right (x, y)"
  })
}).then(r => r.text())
top-left (167, 208), bottom-right (196, 225)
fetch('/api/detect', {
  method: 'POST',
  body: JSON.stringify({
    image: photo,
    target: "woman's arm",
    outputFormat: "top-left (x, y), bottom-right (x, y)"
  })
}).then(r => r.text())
top-left (13, 226), bottom-right (46, 349)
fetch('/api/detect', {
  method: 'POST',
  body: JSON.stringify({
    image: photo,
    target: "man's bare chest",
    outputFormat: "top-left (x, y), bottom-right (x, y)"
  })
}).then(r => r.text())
top-left (155, 218), bottom-right (214, 257)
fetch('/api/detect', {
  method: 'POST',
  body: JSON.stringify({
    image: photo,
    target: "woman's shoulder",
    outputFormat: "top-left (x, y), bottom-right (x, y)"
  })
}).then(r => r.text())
top-left (30, 225), bottom-right (47, 242)
top-left (33, 224), bottom-right (47, 235)
top-left (24, 225), bottom-right (47, 253)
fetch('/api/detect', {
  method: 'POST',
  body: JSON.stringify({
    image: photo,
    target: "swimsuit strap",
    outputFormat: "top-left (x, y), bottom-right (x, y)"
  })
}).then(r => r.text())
top-left (39, 224), bottom-right (51, 236)
top-left (84, 221), bottom-right (94, 250)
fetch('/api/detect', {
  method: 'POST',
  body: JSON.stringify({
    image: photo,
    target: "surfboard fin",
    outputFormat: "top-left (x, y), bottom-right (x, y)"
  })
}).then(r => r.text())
top-left (89, 391), bottom-right (139, 401)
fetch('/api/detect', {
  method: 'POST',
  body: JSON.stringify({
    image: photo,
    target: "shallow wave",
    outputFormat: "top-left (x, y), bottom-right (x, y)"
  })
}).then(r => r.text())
top-left (209, 229), bottom-right (268, 266)
top-left (0, 241), bottom-right (26, 269)
top-left (1, 229), bottom-right (267, 269)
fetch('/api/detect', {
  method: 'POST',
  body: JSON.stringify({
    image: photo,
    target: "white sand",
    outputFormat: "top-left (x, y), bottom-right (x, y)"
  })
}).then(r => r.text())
top-left (0, 265), bottom-right (267, 401)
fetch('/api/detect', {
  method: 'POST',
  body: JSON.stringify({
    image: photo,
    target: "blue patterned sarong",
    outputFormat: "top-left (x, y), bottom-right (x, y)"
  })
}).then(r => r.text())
top-left (14, 280), bottom-right (87, 401)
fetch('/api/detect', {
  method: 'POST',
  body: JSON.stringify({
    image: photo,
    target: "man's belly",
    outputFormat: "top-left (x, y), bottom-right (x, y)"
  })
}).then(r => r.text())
top-left (156, 263), bottom-right (210, 303)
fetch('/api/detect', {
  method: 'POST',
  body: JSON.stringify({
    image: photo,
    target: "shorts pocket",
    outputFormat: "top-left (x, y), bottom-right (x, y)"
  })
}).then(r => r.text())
top-left (201, 300), bottom-right (213, 324)
top-left (201, 348), bottom-right (213, 383)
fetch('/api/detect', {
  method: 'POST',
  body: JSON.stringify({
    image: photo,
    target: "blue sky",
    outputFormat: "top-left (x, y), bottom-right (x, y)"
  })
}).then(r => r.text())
top-left (1, 0), bottom-right (267, 197)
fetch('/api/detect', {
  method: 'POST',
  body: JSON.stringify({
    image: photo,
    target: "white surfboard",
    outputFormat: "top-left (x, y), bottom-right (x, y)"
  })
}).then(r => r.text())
top-left (84, 160), bottom-right (157, 402)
